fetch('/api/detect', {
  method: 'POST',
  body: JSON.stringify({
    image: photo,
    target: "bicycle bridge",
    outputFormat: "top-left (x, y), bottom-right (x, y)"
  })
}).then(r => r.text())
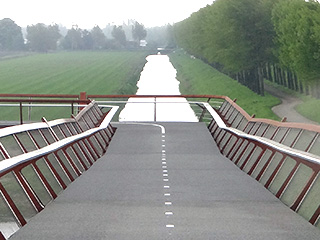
top-left (0, 94), bottom-right (319, 239)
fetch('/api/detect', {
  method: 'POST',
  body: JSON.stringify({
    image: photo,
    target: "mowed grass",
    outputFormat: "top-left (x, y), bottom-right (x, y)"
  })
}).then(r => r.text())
top-left (0, 51), bottom-right (149, 121)
top-left (0, 51), bottom-right (148, 95)
top-left (169, 52), bottom-right (281, 120)
top-left (296, 97), bottom-right (320, 123)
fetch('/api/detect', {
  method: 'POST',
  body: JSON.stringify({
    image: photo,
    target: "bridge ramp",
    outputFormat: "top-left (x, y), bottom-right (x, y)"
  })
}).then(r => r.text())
top-left (10, 123), bottom-right (320, 239)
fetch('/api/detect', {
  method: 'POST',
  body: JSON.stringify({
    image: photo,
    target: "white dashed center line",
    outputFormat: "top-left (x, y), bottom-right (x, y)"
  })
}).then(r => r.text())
top-left (159, 127), bottom-right (175, 232)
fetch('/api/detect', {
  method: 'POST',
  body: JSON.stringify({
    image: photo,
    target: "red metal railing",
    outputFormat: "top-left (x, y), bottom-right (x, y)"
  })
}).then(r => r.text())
top-left (0, 93), bottom-right (90, 125)
top-left (1, 93), bottom-right (319, 232)
top-left (0, 100), bottom-right (117, 239)
top-left (206, 98), bottom-right (320, 228)
top-left (87, 94), bottom-right (320, 227)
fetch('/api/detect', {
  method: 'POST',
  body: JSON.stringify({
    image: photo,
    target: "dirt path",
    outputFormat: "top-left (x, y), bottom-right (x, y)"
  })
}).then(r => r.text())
top-left (264, 84), bottom-right (318, 125)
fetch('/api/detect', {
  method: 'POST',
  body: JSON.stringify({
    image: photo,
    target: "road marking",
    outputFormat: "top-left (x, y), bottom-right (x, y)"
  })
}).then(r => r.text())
top-left (163, 170), bottom-right (168, 173)
top-left (165, 202), bottom-right (172, 205)
top-left (163, 174), bottom-right (168, 177)
top-left (165, 211), bottom-right (173, 215)
top-left (164, 193), bottom-right (170, 196)
top-left (164, 185), bottom-right (170, 188)
top-left (166, 224), bottom-right (174, 228)
top-left (163, 179), bottom-right (169, 182)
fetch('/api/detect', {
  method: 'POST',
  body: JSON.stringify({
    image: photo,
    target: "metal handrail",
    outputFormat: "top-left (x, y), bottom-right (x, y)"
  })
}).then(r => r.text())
top-left (0, 93), bottom-right (319, 236)
top-left (0, 105), bottom-right (118, 176)
top-left (0, 94), bottom-right (79, 98)
top-left (205, 101), bottom-right (320, 226)
top-left (204, 102), bottom-right (320, 165)
top-left (0, 100), bottom-right (118, 238)
top-left (3, 93), bottom-right (319, 131)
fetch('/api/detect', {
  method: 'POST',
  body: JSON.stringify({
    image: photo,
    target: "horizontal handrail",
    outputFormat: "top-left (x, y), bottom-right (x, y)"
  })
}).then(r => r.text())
top-left (0, 94), bottom-right (79, 98)
top-left (205, 101), bottom-right (320, 227)
top-left (0, 99), bottom-right (90, 104)
top-left (0, 103), bottom-right (100, 137)
top-left (0, 105), bottom-right (118, 176)
top-left (0, 100), bottom-right (118, 238)
top-left (2, 93), bottom-right (319, 139)
top-left (87, 94), bottom-right (227, 98)
top-left (0, 104), bottom-right (89, 107)
top-left (86, 94), bottom-right (320, 131)
top-left (0, 93), bottom-right (319, 235)
top-left (204, 102), bottom-right (320, 166)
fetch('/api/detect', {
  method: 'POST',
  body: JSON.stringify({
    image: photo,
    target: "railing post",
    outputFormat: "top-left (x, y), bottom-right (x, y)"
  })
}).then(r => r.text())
top-left (198, 98), bottom-right (211, 122)
top-left (154, 97), bottom-right (157, 122)
top-left (19, 102), bottom-right (23, 125)
top-left (28, 97), bottom-right (31, 121)
top-left (79, 92), bottom-right (87, 112)
top-left (71, 102), bottom-right (74, 115)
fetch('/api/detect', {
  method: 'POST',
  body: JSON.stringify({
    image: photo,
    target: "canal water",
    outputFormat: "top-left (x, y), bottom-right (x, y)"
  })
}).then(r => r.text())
top-left (119, 54), bottom-right (198, 122)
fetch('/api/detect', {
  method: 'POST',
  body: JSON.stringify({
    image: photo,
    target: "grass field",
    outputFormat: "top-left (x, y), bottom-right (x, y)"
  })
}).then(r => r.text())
top-left (169, 52), bottom-right (281, 120)
top-left (0, 51), bottom-right (149, 95)
top-left (296, 97), bottom-right (320, 123)
top-left (0, 51), bottom-right (149, 121)
top-left (0, 50), bottom-right (289, 122)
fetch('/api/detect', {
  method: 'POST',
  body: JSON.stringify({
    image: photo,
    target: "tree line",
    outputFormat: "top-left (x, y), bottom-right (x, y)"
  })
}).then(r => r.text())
top-left (174, 0), bottom-right (320, 97)
top-left (0, 18), bottom-right (148, 52)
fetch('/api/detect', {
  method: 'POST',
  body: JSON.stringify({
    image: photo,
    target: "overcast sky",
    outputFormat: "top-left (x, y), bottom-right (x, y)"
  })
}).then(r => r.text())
top-left (1, 0), bottom-right (214, 29)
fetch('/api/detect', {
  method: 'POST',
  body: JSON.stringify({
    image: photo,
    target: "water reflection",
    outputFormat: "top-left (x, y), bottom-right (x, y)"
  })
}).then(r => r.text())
top-left (119, 55), bottom-right (198, 122)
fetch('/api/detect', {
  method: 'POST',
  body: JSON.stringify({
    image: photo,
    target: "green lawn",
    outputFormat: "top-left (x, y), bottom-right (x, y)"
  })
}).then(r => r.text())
top-left (0, 51), bottom-right (149, 121)
top-left (169, 52), bottom-right (281, 120)
top-left (0, 51), bottom-right (149, 95)
top-left (0, 50), bottom-right (285, 122)
top-left (296, 97), bottom-right (320, 123)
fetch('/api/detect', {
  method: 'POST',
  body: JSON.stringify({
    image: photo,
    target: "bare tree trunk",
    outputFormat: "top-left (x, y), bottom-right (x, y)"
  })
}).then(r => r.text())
top-left (258, 67), bottom-right (264, 96)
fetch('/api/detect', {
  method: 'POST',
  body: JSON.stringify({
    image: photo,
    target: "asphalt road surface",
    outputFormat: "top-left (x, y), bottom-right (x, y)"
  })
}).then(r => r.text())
top-left (9, 123), bottom-right (320, 239)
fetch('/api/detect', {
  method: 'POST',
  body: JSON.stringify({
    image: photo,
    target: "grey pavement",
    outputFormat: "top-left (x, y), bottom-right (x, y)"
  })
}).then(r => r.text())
top-left (9, 123), bottom-right (320, 239)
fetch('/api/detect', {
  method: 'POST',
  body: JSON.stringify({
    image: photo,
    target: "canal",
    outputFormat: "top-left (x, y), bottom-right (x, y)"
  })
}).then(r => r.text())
top-left (119, 54), bottom-right (198, 122)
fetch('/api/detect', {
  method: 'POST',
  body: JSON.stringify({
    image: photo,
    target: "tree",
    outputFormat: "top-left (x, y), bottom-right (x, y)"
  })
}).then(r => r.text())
top-left (47, 24), bottom-right (61, 50)
top-left (132, 21), bottom-right (147, 42)
top-left (272, 0), bottom-right (320, 83)
top-left (91, 25), bottom-right (106, 49)
top-left (112, 25), bottom-right (127, 47)
top-left (82, 30), bottom-right (93, 50)
top-left (62, 26), bottom-right (84, 50)
top-left (0, 18), bottom-right (24, 51)
top-left (174, 0), bottom-right (278, 95)
top-left (27, 23), bottom-right (61, 52)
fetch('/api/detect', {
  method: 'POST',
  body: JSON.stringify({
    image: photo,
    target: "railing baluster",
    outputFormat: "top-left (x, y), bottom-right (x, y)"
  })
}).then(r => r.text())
top-left (14, 170), bottom-right (44, 212)
top-left (0, 182), bottom-right (27, 227)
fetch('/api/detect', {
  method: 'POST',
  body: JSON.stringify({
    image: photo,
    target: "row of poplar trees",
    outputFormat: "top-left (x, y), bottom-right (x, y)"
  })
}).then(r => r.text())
top-left (174, 0), bottom-right (320, 97)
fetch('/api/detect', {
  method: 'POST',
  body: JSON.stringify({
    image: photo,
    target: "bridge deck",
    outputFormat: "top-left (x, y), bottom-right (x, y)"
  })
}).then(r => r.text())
top-left (10, 123), bottom-right (320, 239)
